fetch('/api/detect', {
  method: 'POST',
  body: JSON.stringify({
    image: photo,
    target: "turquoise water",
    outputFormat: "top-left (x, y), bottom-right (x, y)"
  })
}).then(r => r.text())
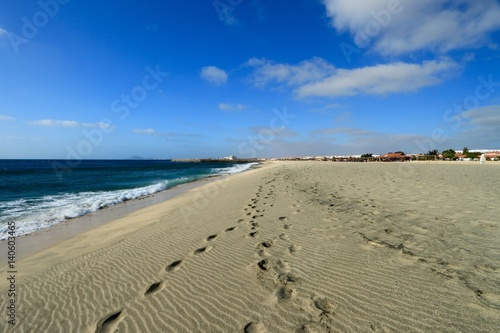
top-left (0, 159), bottom-right (257, 239)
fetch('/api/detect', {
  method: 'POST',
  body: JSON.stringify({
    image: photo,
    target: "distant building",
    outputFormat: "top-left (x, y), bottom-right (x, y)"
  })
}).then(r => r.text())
top-left (381, 152), bottom-right (413, 161)
top-left (484, 151), bottom-right (500, 159)
top-left (455, 150), bottom-right (500, 160)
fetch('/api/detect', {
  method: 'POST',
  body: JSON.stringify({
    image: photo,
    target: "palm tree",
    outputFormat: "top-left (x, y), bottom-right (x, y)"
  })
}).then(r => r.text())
top-left (442, 149), bottom-right (456, 159)
top-left (427, 149), bottom-right (439, 155)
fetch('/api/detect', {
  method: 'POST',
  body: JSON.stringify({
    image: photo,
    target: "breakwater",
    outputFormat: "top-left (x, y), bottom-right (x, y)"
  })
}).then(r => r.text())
top-left (171, 158), bottom-right (261, 163)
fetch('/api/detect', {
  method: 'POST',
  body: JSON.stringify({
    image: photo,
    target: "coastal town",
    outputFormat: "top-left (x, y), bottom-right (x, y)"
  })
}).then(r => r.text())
top-left (275, 148), bottom-right (500, 162)
top-left (173, 149), bottom-right (500, 163)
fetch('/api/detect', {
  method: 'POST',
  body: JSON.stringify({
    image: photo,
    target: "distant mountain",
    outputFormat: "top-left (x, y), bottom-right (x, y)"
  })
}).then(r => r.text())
top-left (129, 156), bottom-right (144, 160)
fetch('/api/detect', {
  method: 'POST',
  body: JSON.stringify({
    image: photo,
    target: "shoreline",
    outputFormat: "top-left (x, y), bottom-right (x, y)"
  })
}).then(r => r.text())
top-left (0, 163), bottom-right (261, 262)
top-left (0, 160), bottom-right (495, 262)
top-left (0, 161), bottom-right (498, 332)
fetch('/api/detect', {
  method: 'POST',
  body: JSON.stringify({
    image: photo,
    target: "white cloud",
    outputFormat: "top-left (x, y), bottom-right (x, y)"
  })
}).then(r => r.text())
top-left (133, 128), bottom-right (204, 141)
top-left (297, 59), bottom-right (459, 98)
top-left (218, 103), bottom-right (247, 111)
top-left (230, 124), bottom-right (437, 157)
top-left (133, 128), bottom-right (156, 135)
top-left (450, 105), bottom-right (500, 148)
top-left (229, 106), bottom-right (500, 157)
top-left (200, 66), bottom-right (228, 85)
top-left (33, 120), bottom-right (79, 127)
top-left (0, 135), bottom-right (43, 141)
top-left (247, 57), bottom-right (458, 98)
top-left (464, 105), bottom-right (500, 128)
top-left (323, 0), bottom-right (500, 55)
top-left (311, 127), bottom-right (375, 137)
top-left (247, 126), bottom-right (299, 139)
top-left (309, 103), bottom-right (350, 114)
top-left (308, 126), bottom-right (437, 155)
top-left (31, 119), bottom-right (112, 129)
top-left (0, 28), bottom-right (7, 37)
top-left (407, 105), bottom-right (500, 151)
top-left (246, 57), bottom-right (335, 88)
top-left (0, 115), bottom-right (14, 121)
top-left (335, 111), bottom-right (351, 123)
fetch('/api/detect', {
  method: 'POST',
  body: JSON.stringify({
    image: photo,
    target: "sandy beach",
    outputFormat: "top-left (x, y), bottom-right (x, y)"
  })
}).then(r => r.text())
top-left (1, 161), bottom-right (499, 332)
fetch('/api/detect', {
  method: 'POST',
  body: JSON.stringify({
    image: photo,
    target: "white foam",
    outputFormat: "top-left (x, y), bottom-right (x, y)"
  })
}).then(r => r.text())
top-left (213, 162), bottom-right (259, 175)
top-left (0, 162), bottom-right (260, 240)
top-left (0, 181), bottom-right (169, 240)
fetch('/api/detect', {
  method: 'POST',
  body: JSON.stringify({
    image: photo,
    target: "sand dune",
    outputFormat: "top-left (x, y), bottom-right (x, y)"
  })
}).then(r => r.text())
top-left (1, 161), bottom-right (499, 332)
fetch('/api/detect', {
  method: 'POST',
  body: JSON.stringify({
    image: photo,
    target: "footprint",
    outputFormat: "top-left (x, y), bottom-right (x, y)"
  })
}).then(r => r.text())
top-left (260, 241), bottom-right (273, 248)
top-left (277, 272), bottom-right (301, 285)
top-left (279, 233), bottom-right (290, 241)
top-left (144, 281), bottom-right (163, 296)
top-left (289, 244), bottom-right (301, 254)
top-left (207, 234), bottom-right (218, 241)
top-left (95, 311), bottom-right (123, 333)
top-left (257, 259), bottom-right (268, 271)
top-left (283, 224), bottom-right (291, 230)
top-left (276, 285), bottom-right (297, 301)
top-left (278, 217), bottom-right (288, 221)
top-left (313, 297), bottom-right (337, 314)
top-left (297, 322), bottom-right (321, 333)
top-left (194, 246), bottom-right (212, 255)
top-left (257, 249), bottom-right (270, 257)
top-left (166, 260), bottom-right (183, 272)
top-left (249, 231), bottom-right (259, 237)
top-left (225, 226), bottom-right (235, 232)
top-left (244, 321), bottom-right (267, 333)
top-left (276, 259), bottom-right (291, 273)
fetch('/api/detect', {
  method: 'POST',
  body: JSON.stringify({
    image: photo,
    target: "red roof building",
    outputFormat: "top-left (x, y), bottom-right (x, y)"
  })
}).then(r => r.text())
top-left (381, 152), bottom-right (413, 161)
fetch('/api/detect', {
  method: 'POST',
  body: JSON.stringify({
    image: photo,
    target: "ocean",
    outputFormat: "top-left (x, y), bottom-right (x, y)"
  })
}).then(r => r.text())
top-left (0, 159), bottom-right (258, 240)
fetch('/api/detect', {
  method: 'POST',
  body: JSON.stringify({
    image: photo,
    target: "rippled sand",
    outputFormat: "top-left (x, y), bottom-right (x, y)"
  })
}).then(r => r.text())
top-left (1, 161), bottom-right (499, 332)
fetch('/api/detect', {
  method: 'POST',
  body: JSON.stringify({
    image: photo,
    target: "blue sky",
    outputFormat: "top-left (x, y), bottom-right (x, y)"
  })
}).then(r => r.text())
top-left (1, 0), bottom-right (499, 159)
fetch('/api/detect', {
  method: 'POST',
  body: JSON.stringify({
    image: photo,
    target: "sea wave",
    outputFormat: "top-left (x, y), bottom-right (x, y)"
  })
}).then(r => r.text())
top-left (0, 181), bottom-right (169, 240)
top-left (0, 162), bottom-right (259, 239)
top-left (212, 162), bottom-right (259, 174)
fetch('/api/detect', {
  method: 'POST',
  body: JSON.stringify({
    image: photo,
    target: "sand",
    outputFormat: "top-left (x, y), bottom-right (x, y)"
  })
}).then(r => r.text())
top-left (1, 161), bottom-right (499, 332)
top-left (0, 176), bottom-right (224, 263)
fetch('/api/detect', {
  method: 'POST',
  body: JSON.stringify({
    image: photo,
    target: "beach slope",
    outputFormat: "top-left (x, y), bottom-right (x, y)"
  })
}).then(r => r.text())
top-left (1, 161), bottom-right (499, 332)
